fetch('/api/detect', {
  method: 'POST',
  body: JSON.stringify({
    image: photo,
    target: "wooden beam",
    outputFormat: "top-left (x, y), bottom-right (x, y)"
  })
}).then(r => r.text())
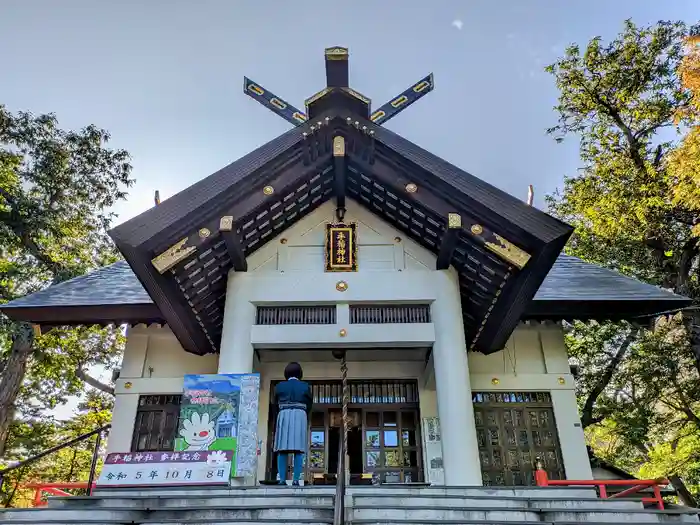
top-left (333, 136), bottom-right (347, 219)
top-left (219, 216), bottom-right (248, 271)
top-left (243, 77), bottom-right (307, 126)
top-left (370, 73), bottom-right (434, 126)
top-left (324, 46), bottom-right (349, 87)
top-left (436, 213), bottom-right (461, 270)
top-left (354, 155), bottom-right (531, 269)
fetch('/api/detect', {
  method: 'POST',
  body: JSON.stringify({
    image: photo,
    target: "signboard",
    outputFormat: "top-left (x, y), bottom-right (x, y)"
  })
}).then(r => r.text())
top-left (422, 417), bottom-right (444, 485)
top-left (175, 373), bottom-right (260, 478)
top-left (324, 222), bottom-right (358, 272)
top-left (96, 450), bottom-right (232, 488)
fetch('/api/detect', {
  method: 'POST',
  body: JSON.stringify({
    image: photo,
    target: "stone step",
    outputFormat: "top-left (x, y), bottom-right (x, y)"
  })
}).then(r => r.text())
top-left (0, 520), bottom-right (331, 525)
top-left (348, 485), bottom-right (598, 499)
top-left (352, 506), bottom-right (539, 522)
top-left (351, 494), bottom-right (642, 510)
top-left (352, 505), bottom-right (699, 523)
top-left (92, 486), bottom-right (335, 497)
top-left (49, 494), bottom-right (334, 509)
top-left (539, 508), bottom-right (700, 523)
top-left (0, 505), bottom-right (334, 523)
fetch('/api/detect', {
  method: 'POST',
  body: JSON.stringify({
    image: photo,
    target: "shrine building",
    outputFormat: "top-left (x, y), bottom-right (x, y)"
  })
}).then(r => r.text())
top-left (0, 47), bottom-right (691, 487)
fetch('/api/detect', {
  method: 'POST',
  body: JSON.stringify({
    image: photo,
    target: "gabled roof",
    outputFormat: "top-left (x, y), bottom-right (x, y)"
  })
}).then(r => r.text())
top-left (4, 47), bottom-right (688, 356)
top-left (107, 110), bottom-right (573, 356)
top-left (1, 255), bottom-right (690, 328)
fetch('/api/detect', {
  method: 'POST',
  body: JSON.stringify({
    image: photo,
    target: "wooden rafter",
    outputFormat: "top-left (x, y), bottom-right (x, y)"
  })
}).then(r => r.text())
top-left (436, 213), bottom-right (461, 270)
top-left (219, 216), bottom-right (247, 272)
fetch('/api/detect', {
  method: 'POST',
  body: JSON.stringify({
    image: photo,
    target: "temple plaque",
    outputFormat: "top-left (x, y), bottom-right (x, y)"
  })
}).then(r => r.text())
top-left (324, 223), bottom-right (357, 272)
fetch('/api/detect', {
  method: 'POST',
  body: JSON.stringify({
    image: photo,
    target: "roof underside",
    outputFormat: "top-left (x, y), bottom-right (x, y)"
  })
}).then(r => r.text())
top-left (100, 111), bottom-right (575, 355)
top-left (0, 109), bottom-right (690, 355)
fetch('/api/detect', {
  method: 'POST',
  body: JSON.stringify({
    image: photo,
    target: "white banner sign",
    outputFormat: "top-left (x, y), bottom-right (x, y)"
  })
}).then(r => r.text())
top-left (96, 450), bottom-right (232, 488)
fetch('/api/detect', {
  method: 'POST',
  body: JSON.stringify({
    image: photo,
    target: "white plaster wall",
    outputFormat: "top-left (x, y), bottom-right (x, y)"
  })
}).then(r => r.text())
top-left (107, 201), bottom-right (592, 483)
top-left (245, 200), bottom-right (437, 274)
top-left (107, 324), bottom-right (218, 453)
top-left (467, 322), bottom-right (592, 480)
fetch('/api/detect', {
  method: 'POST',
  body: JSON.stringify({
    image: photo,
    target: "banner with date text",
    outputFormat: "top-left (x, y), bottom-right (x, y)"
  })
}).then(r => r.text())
top-left (96, 450), bottom-right (233, 488)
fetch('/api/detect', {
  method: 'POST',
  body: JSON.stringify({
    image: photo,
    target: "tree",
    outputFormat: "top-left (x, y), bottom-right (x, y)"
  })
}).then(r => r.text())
top-left (546, 20), bottom-right (700, 501)
top-left (0, 390), bottom-right (113, 507)
top-left (0, 105), bottom-right (133, 456)
top-left (668, 36), bottom-right (700, 230)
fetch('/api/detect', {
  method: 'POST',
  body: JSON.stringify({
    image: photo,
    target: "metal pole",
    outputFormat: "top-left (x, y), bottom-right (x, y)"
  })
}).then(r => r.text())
top-left (86, 430), bottom-right (103, 496)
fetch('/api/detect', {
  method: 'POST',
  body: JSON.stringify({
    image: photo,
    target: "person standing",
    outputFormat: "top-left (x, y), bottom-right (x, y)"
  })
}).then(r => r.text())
top-left (274, 362), bottom-right (313, 485)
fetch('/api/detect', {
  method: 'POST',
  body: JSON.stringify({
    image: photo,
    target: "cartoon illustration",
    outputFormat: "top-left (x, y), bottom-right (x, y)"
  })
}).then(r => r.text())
top-left (206, 450), bottom-right (227, 467)
top-left (175, 373), bottom-right (260, 478)
top-left (179, 412), bottom-right (217, 451)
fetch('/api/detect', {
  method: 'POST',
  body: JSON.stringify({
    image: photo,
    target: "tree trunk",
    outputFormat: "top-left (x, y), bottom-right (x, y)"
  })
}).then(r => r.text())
top-left (669, 475), bottom-right (698, 508)
top-left (0, 324), bottom-right (34, 457)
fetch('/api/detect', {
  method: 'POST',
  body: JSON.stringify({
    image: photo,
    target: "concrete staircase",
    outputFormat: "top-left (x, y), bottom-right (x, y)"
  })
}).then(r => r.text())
top-left (0, 485), bottom-right (697, 524)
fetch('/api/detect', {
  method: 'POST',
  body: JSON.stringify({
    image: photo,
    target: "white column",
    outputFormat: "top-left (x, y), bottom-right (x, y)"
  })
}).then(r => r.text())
top-left (107, 394), bottom-right (139, 453)
top-left (218, 271), bottom-right (256, 374)
top-left (431, 269), bottom-right (482, 486)
top-left (551, 389), bottom-right (593, 480)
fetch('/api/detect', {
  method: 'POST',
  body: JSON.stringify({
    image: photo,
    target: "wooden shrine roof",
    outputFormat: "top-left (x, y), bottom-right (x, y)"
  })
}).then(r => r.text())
top-left (0, 254), bottom-right (690, 330)
top-left (1, 48), bottom-right (691, 355)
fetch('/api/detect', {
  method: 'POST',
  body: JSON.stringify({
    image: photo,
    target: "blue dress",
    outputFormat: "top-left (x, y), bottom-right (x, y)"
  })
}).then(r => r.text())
top-left (273, 379), bottom-right (313, 453)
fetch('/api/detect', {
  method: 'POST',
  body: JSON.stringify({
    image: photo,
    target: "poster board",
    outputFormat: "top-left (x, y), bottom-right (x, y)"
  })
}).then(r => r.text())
top-left (175, 373), bottom-right (260, 478)
top-left (422, 417), bottom-right (444, 485)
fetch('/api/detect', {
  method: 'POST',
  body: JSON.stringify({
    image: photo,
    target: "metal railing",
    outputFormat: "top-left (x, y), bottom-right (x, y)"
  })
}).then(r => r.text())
top-left (0, 424), bottom-right (110, 507)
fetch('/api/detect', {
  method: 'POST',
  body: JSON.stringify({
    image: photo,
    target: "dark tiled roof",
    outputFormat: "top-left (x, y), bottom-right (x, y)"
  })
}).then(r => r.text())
top-left (2, 261), bottom-right (151, 308)
top-left (0, 254), bottom-right (691, 323)
top-left (534, 254), bottom-right (685, 302)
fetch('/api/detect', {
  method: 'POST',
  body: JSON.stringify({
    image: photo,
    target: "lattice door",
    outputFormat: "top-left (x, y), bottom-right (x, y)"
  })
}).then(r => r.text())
top-left (473, 391), bottom-right (564, 486)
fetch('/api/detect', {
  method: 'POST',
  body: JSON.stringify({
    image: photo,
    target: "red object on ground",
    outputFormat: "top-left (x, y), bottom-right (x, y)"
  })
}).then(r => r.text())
top-left (535, 468), bottom-right (667, 510)
top-left (21, 482), bottom-right (96, 507)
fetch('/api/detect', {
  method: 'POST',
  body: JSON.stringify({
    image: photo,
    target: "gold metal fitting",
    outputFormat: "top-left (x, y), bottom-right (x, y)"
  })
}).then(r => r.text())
top-left (491, 377), bottom-right (500, 385)
top-left (339, 329), bottom-right (347, 337)
top-left (336, 281), bottom-right (348, 292)
top-left (263, 185), bottom-right (274, 196)
top-left (198, 228), bottom-right (211, 239)
top-left (557, 377), bottom-right (566, 385)
top-left (471, 224), bottom-right (484, 235)
top-left (405, 183), bottom-right (418, 193)
top-left (124, 382), bottom-right (133, 390)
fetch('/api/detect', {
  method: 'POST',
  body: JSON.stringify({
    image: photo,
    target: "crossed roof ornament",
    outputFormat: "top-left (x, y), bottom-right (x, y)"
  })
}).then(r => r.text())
top-left (243, 46), bottom-right (433, 127)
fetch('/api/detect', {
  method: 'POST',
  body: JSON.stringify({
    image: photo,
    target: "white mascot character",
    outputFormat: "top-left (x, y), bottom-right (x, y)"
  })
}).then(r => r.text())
top-left (179, 412), bottom-right (217, 451)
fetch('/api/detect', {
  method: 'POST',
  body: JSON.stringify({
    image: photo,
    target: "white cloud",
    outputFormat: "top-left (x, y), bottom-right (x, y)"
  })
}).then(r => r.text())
top-left (452, 19), bottom-right (464, 31)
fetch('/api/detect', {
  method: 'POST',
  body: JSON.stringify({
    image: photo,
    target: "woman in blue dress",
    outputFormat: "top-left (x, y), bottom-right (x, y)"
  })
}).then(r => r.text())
top-left (274, 362), bottom-right (313, 485)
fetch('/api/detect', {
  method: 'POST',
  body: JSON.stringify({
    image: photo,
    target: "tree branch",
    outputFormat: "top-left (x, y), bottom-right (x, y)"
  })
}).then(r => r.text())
top-left (75, 367), bottom-right (114, 396)
top-left (581, 329), bottom-right (638, 428)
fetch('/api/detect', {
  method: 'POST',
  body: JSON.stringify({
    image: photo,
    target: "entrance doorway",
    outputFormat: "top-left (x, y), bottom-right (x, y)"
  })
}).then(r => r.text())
top-left (267, 379), bottom-right (422, 484)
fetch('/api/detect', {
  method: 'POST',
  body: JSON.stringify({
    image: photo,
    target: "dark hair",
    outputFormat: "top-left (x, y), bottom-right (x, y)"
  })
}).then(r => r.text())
top-left (284, 362), bottom-right (303, 380)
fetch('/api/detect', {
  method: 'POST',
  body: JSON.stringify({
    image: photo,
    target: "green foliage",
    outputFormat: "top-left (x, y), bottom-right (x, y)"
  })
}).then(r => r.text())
top-left (0, 104), bottom-right (132, 467)
top-left (547, 20), bottom-right (700, 501)
top-left (0, 391), bottom-right (113, 507)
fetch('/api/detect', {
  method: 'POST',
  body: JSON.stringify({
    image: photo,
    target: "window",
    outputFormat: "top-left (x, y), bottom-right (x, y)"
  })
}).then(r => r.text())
top-left (131, 394), bottom-right (182, 452)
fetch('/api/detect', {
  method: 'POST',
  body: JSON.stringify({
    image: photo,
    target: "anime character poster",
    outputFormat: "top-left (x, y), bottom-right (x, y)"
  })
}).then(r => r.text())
top-left (175, 373), bottom-right (260, 478)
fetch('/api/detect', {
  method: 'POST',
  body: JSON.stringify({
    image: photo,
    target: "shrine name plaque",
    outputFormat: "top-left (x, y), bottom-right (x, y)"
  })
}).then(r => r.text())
top-left (324, 222), bottom-right (358, 272)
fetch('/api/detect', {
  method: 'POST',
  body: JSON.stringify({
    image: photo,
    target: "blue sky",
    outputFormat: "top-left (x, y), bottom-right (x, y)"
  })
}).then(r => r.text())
top-left (1, 0), bottom-right (697, 225)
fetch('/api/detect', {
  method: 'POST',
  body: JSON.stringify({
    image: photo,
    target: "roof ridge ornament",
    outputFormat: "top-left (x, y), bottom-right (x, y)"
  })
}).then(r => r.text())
top-left (243, 47), bottom-right (433, 127)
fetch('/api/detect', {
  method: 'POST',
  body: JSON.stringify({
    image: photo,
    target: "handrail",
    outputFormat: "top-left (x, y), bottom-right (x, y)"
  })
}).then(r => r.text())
top-left (0, 424), bottom-right (111, 506)
top-left (535, 464), bottom-right (667, 510)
